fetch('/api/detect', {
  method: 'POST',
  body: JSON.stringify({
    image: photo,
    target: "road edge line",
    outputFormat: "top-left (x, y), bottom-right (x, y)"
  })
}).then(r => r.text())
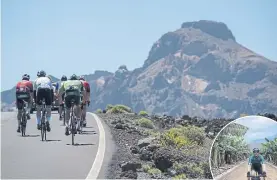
top-left (214, 161), bottom-right (246, 180)
top-left (266, 162), bottom-right (277, 170)
top-left (85, 113), bottom-right (106, 179)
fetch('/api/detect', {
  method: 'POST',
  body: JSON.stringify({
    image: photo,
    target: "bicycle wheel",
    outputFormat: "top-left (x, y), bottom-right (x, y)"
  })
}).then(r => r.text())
top-left (71, 114), bottom-right (75, 145)
top-left (21, 113), bottom-right (26, 137)
top-left (63, 107), bottom-right (66, 126)
top-left (41, 121), bottom-right (44, 141)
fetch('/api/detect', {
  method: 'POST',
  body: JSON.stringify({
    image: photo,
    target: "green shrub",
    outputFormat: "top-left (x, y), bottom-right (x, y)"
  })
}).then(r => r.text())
top-left (139, 110), bottom-right (148, 116)
top-left (137, 118), bottom-right (154, 129)
top-left (106, 104), bottom-right (114, 110)
top-left (147, 168), bottom-right (161, 176)
top-left (142, 164), bottom-right (151, 172)
top-left (173, 173), bottom-right (186, 179)
top-left (95, 109), bottom-right (102, 113)
top-left (160, 128), bottom-right (193, 148)
top-left (180, 125), bottom-right (206, 145)
top-left (108, 104), bottom-right (132, 114)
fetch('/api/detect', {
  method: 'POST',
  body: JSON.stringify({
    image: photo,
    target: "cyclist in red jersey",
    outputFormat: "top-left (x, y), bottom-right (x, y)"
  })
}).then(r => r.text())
top-left (15, 74), bottom-right (34, 133)
top-left (79, 76), bottom-right (90, 127)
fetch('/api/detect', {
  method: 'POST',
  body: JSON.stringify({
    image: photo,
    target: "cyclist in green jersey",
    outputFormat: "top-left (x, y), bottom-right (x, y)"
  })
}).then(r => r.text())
top-left (58, 75), bottom-right (67, 120)
top-left (58, 74), bottom-right (85, 135)
top-left (247, 148), bottom-right (266, 177)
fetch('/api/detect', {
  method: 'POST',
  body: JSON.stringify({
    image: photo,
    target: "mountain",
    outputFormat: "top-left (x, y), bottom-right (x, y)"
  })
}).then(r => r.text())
top-left (2, 20), bottom-right (277, 118)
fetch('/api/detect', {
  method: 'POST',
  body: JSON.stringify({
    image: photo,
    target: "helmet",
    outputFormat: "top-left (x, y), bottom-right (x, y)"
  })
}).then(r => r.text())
top-left (37, 70), bottom-right (46, 77)
top-left (79, 75), bottom-right (85, 81)
top-left (61, 75), bottom-right (67, 81)
top-left (22, 74), bottom-right (30, 80)
top-left (70, 74), bottom-right (78, 80)
top-left (253, 148), bottom-right (259, 153)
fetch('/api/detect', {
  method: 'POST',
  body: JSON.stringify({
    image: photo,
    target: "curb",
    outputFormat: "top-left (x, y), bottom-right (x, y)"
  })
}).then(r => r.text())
top-left (214, 161), bottom-right (246, 180)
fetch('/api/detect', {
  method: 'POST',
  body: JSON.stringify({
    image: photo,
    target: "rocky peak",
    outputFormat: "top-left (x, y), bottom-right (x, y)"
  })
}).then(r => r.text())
top-left (181, 20), bottom-right (235, 41)
top-left (115, 65), bottom-right (129, 79)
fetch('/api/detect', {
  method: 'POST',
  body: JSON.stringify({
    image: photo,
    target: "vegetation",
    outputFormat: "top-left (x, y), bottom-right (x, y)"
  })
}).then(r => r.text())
top-left (159, 125), bottom-right (206, 148)
top-left (137, 118), bottom-right (154, 129)
top-left (139, 110), bottom-right (148, 116)
top-left (211, 123), bottom-right (250, 168)
top-left (261, 137), bottom-right (277, 165)
top-left (106, 104), bottom-right (132, 114)
top-left (95, 109), bottom-right (102, 113)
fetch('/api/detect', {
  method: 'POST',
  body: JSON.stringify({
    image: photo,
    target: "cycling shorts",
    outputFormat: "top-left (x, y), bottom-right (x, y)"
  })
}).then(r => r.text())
top-left (36, 88), bottom-right (52, 106)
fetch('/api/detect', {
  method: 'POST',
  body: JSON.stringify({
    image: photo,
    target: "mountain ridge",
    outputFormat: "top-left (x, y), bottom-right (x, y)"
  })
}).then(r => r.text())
top-left (2, 20), bottom-right (277, 118)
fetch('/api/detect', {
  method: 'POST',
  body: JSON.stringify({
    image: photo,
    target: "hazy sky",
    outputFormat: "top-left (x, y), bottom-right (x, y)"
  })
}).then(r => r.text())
top-left (235, 116), bottom-right (277, 142)
top-left (1, 0), bottom-right (277, 91)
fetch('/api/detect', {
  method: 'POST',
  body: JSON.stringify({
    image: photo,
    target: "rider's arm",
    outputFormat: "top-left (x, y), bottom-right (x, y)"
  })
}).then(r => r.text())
top-left (260, 155), bottom-right (265, 164)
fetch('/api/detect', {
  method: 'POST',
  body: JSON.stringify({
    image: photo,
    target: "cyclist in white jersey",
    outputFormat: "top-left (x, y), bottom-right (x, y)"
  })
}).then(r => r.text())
top-left (33, 70), bottom-right (53, 131)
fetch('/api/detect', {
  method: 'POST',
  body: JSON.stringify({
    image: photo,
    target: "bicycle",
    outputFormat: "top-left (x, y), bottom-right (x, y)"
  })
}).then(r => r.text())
top-left (40, 98), bottom-right (47, 141)
top-left (69, 99), bottom-right (77, 145)
top-left (20, 100), bottom-right (29, 136)
top-left (247, 170), bottom-right (266, 180)
top-left (60, 102), bottom-right (66, 126)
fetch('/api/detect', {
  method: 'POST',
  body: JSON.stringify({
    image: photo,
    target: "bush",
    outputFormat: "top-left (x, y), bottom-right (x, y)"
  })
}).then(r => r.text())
top-left (181, 125), bottom-right (206, 145)
top-left (147, 168), bottom-right (161, 176)
top-left (160, 128), bottom-right (193, 148)
top-left (142, 164), bottom-right (151, 172)
top-left (173, 173), bottom-right (186, 179)
top-left (137, 118), bottom-right (154, 129)
top-left (139, 110), bottom-right (148, 116)
top-left (106, 104), bottom-right (114, 110)
top-left (95, 109), bottom-right (102, 113)
top-left (108, 104), bottom-right (132, 114)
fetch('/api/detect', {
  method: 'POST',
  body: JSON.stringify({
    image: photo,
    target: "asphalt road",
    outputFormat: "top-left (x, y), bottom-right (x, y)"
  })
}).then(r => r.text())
top-left (1, 111), bottom-right (105, 179)
top-left (216, 161), bottom-right (277, 180)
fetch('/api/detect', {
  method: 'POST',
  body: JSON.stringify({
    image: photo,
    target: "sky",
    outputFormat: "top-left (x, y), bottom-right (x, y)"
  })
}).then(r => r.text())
top-left (1, 0), bottom-right (277, 91)
top-left (235, 116), bottom-right (277, 142)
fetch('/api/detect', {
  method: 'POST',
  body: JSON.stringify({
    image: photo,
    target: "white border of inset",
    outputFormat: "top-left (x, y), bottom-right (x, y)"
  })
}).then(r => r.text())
top-left (208, 115), bottom-right (277, 179)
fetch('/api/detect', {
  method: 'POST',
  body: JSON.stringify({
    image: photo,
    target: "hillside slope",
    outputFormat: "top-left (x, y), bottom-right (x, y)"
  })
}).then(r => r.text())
top-left (2, 20), bottom-right (277, 118)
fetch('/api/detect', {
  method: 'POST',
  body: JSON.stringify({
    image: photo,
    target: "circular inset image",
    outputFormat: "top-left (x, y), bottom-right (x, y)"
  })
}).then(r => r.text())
top-left (209, 115), bottom-right (277, 180)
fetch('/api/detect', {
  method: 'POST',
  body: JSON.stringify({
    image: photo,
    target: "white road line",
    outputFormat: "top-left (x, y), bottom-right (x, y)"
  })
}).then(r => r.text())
top-left (86, 113), bottom-right (106, 179)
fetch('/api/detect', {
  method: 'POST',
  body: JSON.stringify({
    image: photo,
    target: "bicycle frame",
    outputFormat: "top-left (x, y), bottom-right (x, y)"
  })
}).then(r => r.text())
top-left (20, 100), bottom-right (28, 136)
top-left (70, 99), bottom-right (76, 145)
top-left (41, 99), bottom-right (47, 141)
top-left (248, 171), bottom-right (266, 180)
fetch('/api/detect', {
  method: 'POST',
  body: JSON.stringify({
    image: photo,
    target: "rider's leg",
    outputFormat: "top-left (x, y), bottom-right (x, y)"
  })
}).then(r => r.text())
top-left (16, 99), bottom-right (23, 132)
top-left (74, 96), bottom-right (82, 131)
top-left (64, 96), bottom-right (71, 135)
top-left (36, 89), bottom-right (42, 130)
top-left (58, 93), bottom-right (63, 120)
top-left (26, 96), bottom-right (32, 119)
top-left (82, 103), bottom-right (87, 125)
top-left (45, 89), bottom-right (52, 132)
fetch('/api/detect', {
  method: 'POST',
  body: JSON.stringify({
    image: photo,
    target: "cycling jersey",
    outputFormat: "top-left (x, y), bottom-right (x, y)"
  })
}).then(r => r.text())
top-left (59, 80), bottom-right (84, 97)
top-left (80, 80), bottom-right (90, 101)
top-left (248, 155), bottom-right (265, 165)
top-left (34, 77), bottom-right (52, 90)
top-left (16, 80), bottom-right (33, 94)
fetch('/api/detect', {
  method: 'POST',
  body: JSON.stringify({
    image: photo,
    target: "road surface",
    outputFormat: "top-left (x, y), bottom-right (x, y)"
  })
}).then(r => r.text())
top-left (1, 111), bottom-right (107, 179)
top-left (216, 162), bottom-right (277, 180)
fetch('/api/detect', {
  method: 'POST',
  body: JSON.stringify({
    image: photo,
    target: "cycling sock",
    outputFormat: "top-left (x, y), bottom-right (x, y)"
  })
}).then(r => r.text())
top-left (37, 117), bottom-right (41, 124)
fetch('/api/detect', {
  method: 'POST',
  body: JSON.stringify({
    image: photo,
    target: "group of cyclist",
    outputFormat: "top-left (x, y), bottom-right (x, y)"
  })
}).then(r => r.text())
top-left (15, 70), bottom-right (91, 136)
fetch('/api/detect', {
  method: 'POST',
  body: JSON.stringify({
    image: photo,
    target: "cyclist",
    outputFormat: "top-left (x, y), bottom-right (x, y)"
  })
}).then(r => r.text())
top-left (58, 75), bottom-right (67, 120)
top-left (33, 70), bottom-right (53, 132)
top-left (79, 75), bottom-right (91, 127)
top-left (247, 148), bottom-right (266, 177)
top-left (58, 74), bottom-right (85, 135)
top-left (15, 74), bottom-right (33, 133)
